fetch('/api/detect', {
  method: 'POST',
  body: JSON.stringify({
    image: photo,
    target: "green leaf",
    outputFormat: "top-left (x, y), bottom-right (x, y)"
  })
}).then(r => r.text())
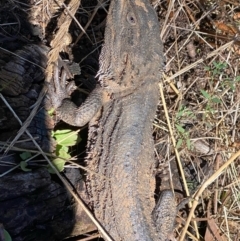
top-left (50, 158), bottom-right (66, 173)
top-left (52, 129), bottom-right (80, 146)
top-left (176, 105), bottom-right (185, 118)
top-left (229, 82), bottom-right (235, 90)
top-left (212, 97), bottom-right (221, 103)
top-left (19, 152), bottom-right (32, 161)
top-left (176, 124), bottom-right (185, 134)
top-left (186, 139), bottom-right (191, 150)
top-left (4, 229), bottom-right (12, 241)
top-left (49, 147), bottom-right (71, 173)
top-left (56, 144), bottom-right (69, 156)
top-left (176, 139), bottom-right (183, 149)
top-left (58, 147), bottom-right (71, 160)
top-left (204, 66), bottom-right (210, 71)
top-left (235, 76), bottom-right (240, 81)
top-left (20, 161), bottom-right (32, 172)
top-left (213, 61), bottom-right (227, 70)
top-left (200, 89), bottom-right (211, 99)
top-left (60, 145), bottom-right (69, 153)
top-left (53, 158), bottom-right (65, 172)
top-left (176, 110), bottom-right (183, 118)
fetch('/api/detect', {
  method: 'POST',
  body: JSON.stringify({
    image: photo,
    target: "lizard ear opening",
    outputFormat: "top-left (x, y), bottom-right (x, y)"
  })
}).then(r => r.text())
top-left (127, 12), bottom-right (136, 25)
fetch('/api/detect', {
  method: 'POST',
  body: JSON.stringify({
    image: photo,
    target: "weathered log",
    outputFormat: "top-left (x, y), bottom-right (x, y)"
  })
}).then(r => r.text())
top-left (0, 168), bottom-right (75, 241)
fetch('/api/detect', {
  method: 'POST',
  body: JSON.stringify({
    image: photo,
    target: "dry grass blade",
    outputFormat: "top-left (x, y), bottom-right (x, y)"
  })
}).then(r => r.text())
top-left (159, 82), bottom-right (200, 239)
top-left (74, 0), bottom-right (107, 45)
top-left (165, 40), bottom-right (234, 82)
top-left (0, 86), bottom-right (47, 155)
top-left (0, 153), bottom-right (40, 177)
top-left (179, 150), bottom-right (240, 240)
top-left (154, 0), bottom-right (240, 239)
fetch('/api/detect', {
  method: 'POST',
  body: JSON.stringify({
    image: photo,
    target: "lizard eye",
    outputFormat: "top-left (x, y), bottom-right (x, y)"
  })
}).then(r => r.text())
top-left (127, 12), bottom-right (136, 25)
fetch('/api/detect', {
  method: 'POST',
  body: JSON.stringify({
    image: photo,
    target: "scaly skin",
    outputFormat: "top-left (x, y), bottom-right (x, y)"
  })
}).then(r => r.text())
top-left (50, 0), bottom-right (176, 240)
top-left (86, 83), bottom-right (161, 240)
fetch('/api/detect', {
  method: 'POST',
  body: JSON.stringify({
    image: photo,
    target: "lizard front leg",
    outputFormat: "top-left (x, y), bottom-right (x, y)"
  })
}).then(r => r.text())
top-left (50, 63), bottom-right (105, 127)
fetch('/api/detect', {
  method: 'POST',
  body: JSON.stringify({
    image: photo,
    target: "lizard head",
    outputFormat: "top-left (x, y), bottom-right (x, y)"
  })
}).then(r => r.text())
top-left (97, 0), bottom-right (164, 94)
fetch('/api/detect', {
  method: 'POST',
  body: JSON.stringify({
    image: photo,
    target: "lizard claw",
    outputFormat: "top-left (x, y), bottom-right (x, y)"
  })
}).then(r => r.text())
top-left (50, 61), bottom-right (77, 109)
top-left (66, 81), bottom-right (77, 96)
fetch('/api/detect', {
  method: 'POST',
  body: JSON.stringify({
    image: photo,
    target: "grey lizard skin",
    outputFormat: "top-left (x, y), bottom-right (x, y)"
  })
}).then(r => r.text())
top-left (50, 0), bottom-right (177, 240)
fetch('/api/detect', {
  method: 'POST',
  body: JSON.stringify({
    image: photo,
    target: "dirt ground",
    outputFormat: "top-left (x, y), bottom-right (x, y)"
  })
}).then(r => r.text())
top-left (0, 0), bottom-right (240, 240)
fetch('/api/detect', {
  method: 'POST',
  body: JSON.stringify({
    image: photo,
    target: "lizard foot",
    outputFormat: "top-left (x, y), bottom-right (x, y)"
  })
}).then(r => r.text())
top-left (49, 60), bottom-right (77, 109)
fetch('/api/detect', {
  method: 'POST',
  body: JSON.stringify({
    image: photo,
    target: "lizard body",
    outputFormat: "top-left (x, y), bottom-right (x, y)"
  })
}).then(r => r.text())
top-left (50, 0), bottom-right (177, 240)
